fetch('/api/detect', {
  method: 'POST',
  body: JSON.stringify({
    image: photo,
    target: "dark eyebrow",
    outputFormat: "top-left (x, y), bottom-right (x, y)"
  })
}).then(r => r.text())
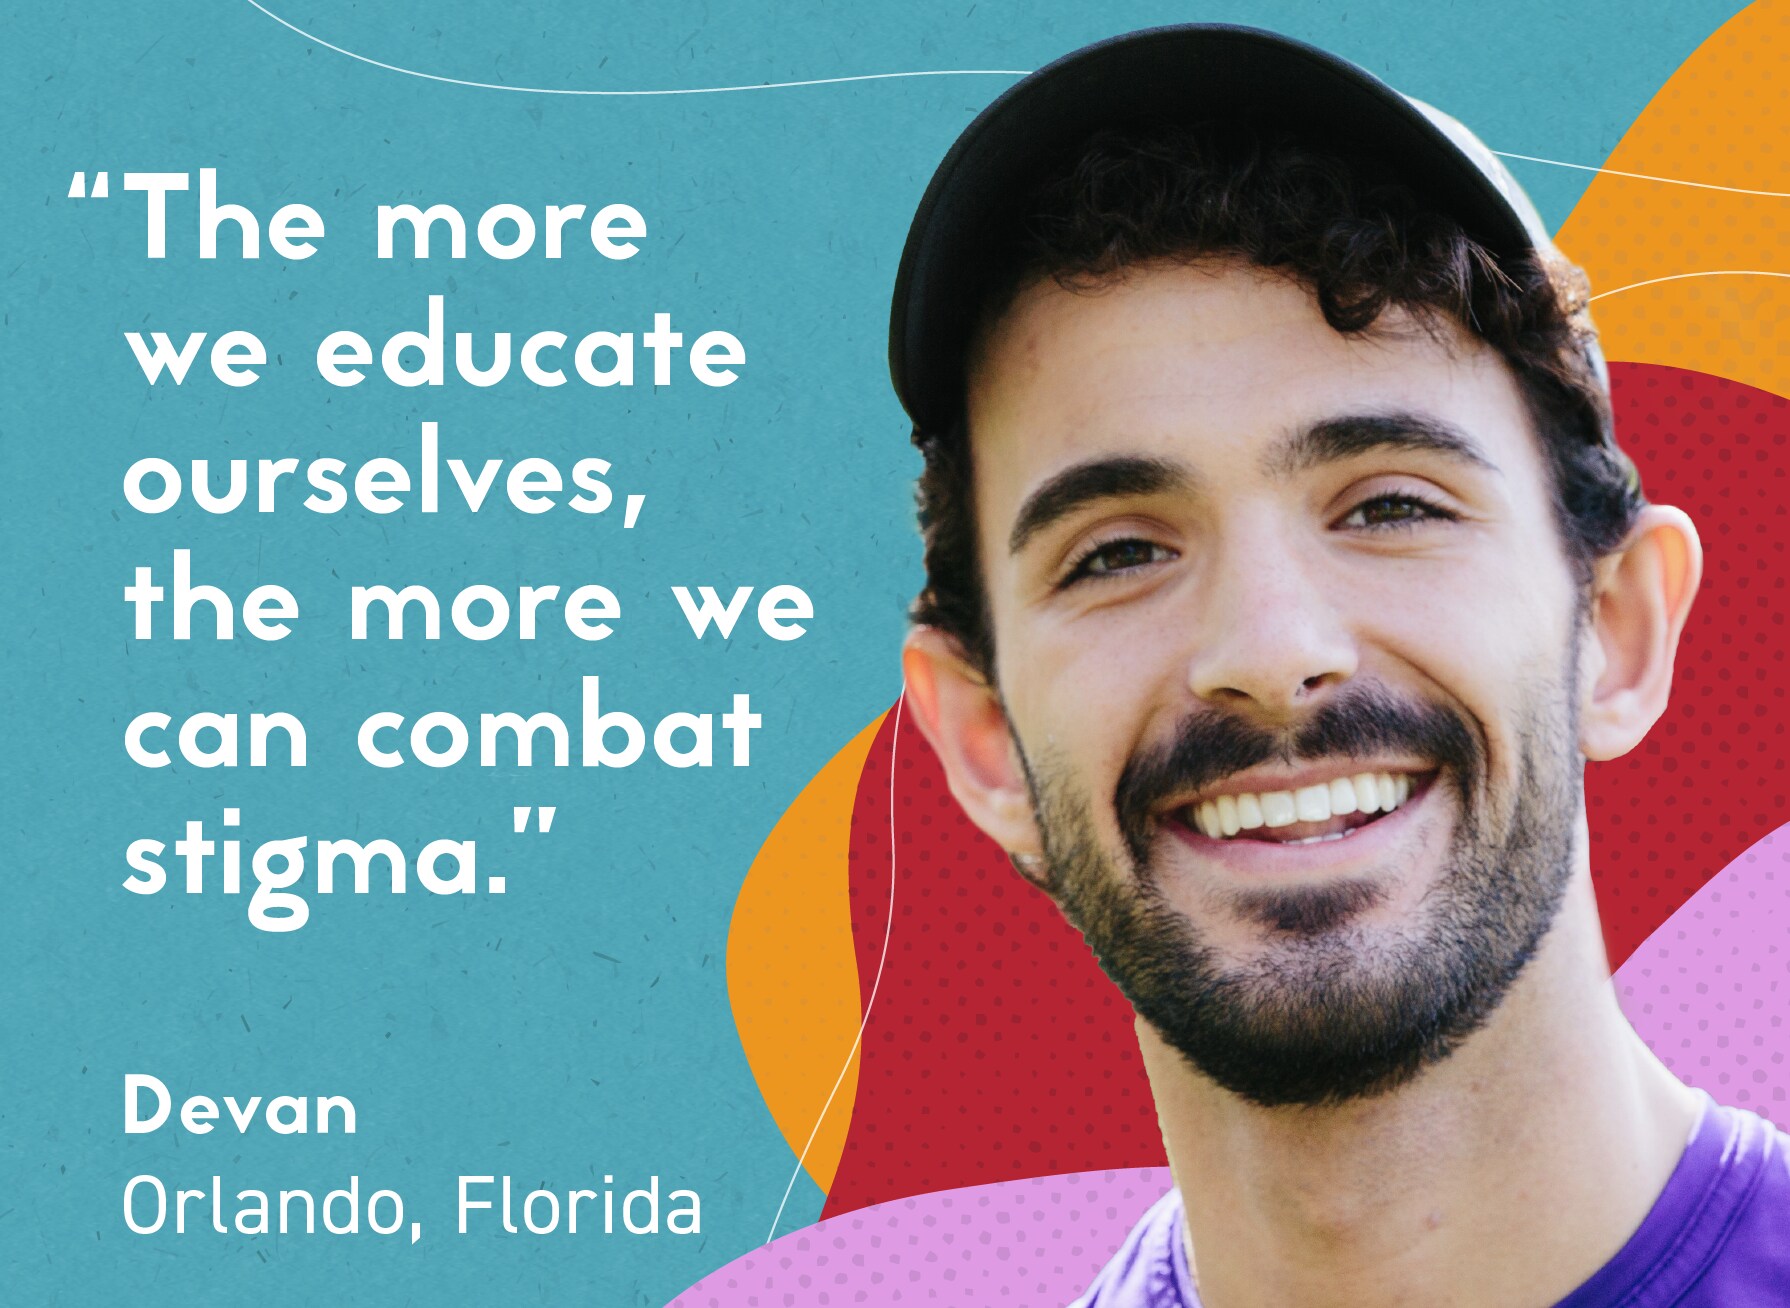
top-left (1264, 413), bottom-right (1500, 478)
top-left (1008, 456), bottom-right (1194, 554)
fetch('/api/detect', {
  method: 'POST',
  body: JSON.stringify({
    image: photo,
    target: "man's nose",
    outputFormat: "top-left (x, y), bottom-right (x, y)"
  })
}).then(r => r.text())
top-left (1183, 531), bottom-right (1359, 720)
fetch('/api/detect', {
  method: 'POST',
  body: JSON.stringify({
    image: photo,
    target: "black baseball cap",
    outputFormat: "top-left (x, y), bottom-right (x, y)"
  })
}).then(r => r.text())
top-left (888, 23), bottom-right (1601, 436)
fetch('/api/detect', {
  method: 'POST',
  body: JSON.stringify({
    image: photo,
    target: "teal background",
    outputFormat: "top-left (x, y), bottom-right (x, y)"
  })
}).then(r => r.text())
top-left (0, 2), bottom-right (1751, 1303)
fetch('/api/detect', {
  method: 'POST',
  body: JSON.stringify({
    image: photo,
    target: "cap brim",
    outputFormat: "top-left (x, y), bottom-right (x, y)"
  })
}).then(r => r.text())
top-left (890, 23), bottom-right (1537, 433)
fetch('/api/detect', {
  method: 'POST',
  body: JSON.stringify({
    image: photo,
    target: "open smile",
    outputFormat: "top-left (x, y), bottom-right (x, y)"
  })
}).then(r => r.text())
top-left (1161, 765), bottom-right (1443, 871)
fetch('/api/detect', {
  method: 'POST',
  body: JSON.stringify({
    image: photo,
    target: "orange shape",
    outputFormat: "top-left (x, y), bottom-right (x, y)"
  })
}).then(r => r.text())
top-left (725, 713), bottom-right (884, 1192)
top-left (1555, 0), bottom-right (1790, 397)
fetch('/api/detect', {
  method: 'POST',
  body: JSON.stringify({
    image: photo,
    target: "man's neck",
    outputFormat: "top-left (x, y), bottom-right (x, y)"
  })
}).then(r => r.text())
top-left (1141, 874), bottom-right (1700, 1308)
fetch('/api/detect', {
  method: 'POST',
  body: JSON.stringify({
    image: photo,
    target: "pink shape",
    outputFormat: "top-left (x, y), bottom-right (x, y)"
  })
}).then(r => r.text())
top-left (671, 827), bottom-right (1790, 1306)
top-left (667, 1169), bottom-right (1173, 1307)
top-left (1616, 819), bottom-right (1790, 1125)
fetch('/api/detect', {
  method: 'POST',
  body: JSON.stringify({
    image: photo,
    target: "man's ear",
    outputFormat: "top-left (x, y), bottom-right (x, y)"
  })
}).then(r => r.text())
top-left (902, 627), bottom-right (1046, 868)
top-left (1579, 505), bottom-right (1703, 762)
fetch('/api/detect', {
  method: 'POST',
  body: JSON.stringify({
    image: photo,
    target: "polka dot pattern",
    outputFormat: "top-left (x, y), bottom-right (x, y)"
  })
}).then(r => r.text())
top-left (823, 707), bottom-right (1163, 1218)
top-left (1589, 365), bottom-right (1790, 964)
top-left (670, 1169), bottom-right (1172, 1306)
top-left (1616, 821), bottom-right (1790, 1126)
top-left (819, 363), bottom-right (1788, 1217)
top-left (676, 806), bottom-right (1790, 1305)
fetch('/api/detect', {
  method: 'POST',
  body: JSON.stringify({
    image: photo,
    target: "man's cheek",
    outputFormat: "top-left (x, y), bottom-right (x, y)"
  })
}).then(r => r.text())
top-left (1047, 662), bottom-right (1162, 791)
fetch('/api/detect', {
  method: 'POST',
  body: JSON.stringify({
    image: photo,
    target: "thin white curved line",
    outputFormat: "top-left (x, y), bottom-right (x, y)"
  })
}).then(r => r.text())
top-left (1590, 269), bottom-right (1790, 302)
top-left (765, 691), bottom-right (905, 1246)
top-left (242, 0), bottom-right (1026, 95)
top-left (1492, 151), bottom-right (1790, 199)
top-left (235, 2), bottom-right (1790, 202)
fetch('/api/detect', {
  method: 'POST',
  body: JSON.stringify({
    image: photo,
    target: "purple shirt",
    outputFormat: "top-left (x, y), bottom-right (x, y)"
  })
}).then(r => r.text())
top-left (1072, 1096), bottom-right (1790, 1306)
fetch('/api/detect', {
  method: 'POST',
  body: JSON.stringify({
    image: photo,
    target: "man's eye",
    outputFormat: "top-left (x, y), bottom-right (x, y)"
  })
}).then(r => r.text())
top-left (1339, 493), bottom-right (1457, 531)
top-left (1063, 538), bottom-right (1174, 584)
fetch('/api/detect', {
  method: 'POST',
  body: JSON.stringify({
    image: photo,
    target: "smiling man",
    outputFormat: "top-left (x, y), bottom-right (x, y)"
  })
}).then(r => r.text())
top-left (889, 25), bottom-right (1790, 1308)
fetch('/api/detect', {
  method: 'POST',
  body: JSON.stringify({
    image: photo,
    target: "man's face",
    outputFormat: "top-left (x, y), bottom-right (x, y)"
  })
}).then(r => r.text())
top-left (966, 260), bottom-right (1590, 1107)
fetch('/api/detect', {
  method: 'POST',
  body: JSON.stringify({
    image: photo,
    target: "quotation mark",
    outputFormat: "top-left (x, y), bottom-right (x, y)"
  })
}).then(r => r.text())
top-left (487, 807), bottom-right (557, 897)
top-left (513, 806), bottom-right (557, 834)
top-left (68, 171), bottom-right (111, 199)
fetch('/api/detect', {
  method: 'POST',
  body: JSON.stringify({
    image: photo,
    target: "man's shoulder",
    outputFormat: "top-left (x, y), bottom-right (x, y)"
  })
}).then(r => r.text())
top-left (1067, 1101), bottom-right (1790, 1308)
top-left (1069, 1186), bottom-right (1195, 1308)
top-left (1566, 1097), bottom-right (1790, 1307)
top-left (1680, 1100), bottom-right (1790, 1303)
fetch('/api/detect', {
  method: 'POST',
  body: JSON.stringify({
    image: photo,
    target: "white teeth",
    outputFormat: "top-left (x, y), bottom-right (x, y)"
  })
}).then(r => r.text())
top-left (1185, 770), bottom-right (1421, 841)
top-left (1260, 791), bottom-right (1298, 828)
top-left (1294, 784), bottom-right (1331, 823)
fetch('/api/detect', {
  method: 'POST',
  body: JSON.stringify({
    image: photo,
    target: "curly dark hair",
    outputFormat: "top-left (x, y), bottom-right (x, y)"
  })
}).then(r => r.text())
top-left (910, 123), bottom-right (1645, 680)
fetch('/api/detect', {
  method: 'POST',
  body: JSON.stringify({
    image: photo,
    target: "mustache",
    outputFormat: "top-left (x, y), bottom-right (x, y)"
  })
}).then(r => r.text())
top-left (1114, 684), bottom-right (1482, 860)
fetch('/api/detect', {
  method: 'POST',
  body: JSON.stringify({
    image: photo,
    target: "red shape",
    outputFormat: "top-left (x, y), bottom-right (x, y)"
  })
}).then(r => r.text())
top-left (822, 364), bottom-right (1790, 1216)
top-left (825, 704), bottom-right (1164, 1220)
top-left (1589, 365), bottom-right (1790, 963)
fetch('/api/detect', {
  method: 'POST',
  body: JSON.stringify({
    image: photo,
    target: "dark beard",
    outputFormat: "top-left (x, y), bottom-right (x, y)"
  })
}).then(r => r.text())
top-left (1020, 680), bottom-right (1582, 1109)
